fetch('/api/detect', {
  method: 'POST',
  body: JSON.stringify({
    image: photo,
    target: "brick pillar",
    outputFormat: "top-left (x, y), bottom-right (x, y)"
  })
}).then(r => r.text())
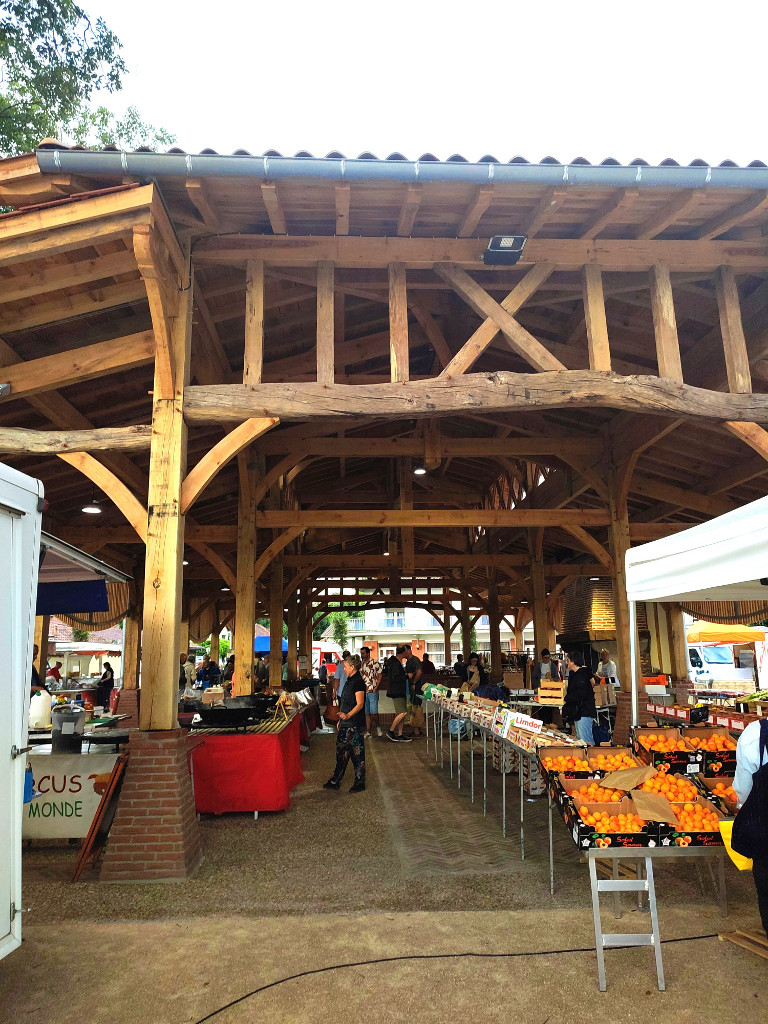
top-left (113, 688), bottom-right (140, 728)
top-left (100, 729), bottom-right (202, 881)
top-left (613, 690), bottom-right (633, 746)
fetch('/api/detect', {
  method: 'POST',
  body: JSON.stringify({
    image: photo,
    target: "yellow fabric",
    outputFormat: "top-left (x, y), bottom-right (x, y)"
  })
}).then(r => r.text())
top-left (686, 620), bottom-right (766, 645)
top-left (719, 819), bottom-right (753, 872)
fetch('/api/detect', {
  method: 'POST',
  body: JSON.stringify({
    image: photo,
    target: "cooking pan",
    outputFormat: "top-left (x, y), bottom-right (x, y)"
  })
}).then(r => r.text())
top-left (197, 705), bottom-right (257, 728)
top-left (225, 694), bottom-right (278, 711)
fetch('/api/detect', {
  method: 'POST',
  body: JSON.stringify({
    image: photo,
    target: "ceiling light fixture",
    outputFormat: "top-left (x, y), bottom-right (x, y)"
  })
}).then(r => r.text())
top-left (413, 464), bottom-right (427, 476)
top-left (590, 577), bottom-right (600, 582)
top-left (221, 586), bottom-right (230, 592)
top-left (81, 494), bottom-right (102, 514)
top-left (183, 560), bottom-right (189, 566)
top-left (482, 234), bottom-right (528, 266)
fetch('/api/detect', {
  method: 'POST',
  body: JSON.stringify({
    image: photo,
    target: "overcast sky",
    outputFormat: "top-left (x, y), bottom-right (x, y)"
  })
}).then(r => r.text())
top-left (88, 0), bottom-right (764, 165)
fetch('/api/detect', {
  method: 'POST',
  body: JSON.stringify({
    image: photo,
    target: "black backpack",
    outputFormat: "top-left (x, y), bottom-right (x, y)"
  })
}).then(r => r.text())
top-left (732, 719), bottom-right (768, 860)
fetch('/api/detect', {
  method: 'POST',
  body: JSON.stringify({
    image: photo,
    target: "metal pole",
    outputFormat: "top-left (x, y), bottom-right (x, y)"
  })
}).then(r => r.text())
top-left (548, 786), bottom-right (554, 895)
top-left (502, 761), bottom-right (507, 839)
top-left (470, 722), bottom-right (475, 803)
top-left (629, 599), bottom-right (640, 728)
top-left (520, 750), bottom-right (525, 860)
top-left (448, 711), bottom-right (453, 779)
top-left (483, 729), bottom-right (487, 817)
top-left (457, 717), bottom-right (461, 789)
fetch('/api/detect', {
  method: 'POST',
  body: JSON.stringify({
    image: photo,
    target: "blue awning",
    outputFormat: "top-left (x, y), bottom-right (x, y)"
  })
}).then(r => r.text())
top-left (36, 579), bottom-right (109, 615)
top-left (254, 636), bottom-right (288, 654)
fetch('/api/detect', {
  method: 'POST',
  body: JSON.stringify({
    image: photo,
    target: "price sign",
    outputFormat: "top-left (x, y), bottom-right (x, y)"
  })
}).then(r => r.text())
top-left (508, 711), bottom-right (544, 734)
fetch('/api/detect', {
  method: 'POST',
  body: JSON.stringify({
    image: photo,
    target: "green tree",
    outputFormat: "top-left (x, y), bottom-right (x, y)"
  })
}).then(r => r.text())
top-left (469, 626), bottom-right (478, 653)
top-left (201, 635), bottom-right (230, 659)
top-left (71, 627), bottom-right (89, 641)
top-left (0, 3), bottom-right (174, 156)
top-left (328, 612), bottom-right (348, 649)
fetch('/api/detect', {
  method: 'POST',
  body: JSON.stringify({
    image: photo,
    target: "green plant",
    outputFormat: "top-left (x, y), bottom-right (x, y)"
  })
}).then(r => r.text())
top-left (71, 627), bottom-right (89, 641)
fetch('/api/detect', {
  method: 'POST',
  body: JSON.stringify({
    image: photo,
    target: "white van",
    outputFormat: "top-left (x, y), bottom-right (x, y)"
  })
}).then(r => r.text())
top-left (687, 644), bottom-right (756, 688)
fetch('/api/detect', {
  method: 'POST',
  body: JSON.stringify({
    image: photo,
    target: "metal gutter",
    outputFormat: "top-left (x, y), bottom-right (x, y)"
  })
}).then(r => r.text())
top-left (35, 148), bottom-right (768, 189)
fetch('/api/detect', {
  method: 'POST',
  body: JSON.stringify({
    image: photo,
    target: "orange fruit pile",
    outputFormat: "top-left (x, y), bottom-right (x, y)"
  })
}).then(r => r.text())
top-left (588, 751), bottom-right (637, 771)
top-left (542, 754), bottom-right (589, 772)
top-left (639, 732), bottom-right (689, 752)
top-left (640, 773), bottom-right (699, 802)
top-left (578, 807), bottom-right (647, 832)
top-left (574, 782), bottom-right (622, 802)
top-left (674, 802), bottom-right (721, 831)
top-left (687, 734), bottom-right (737, 752)
top-left (712, 781), bottom-right (738, 804)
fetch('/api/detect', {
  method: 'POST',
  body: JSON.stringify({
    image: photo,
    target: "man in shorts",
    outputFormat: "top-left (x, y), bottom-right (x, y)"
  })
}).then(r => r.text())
top-left (385, 644), bottom-right (411, 742)
top-left (360, 646), bottom-right (382, 738)
top-left (404, 644), bottom-right (424, 737)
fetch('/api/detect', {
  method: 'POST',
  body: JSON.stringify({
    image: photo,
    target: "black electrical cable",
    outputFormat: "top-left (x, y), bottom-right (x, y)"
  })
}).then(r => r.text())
top-left (192, 933), bottom-right (718, 1022)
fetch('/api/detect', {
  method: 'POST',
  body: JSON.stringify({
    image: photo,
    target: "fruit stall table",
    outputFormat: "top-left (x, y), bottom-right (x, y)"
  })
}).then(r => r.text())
top-left (190, 711), bottom-right (304, 816)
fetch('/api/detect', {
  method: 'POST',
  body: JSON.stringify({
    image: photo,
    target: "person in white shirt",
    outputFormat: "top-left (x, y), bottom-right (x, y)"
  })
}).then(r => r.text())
top-left (734, 718), bottom-right (768, 938)
top-left (592, 649), bottom-right (618, 687)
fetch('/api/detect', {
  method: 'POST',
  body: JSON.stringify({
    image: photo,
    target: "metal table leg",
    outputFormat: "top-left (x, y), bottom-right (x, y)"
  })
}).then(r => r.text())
top-left (548, 786), bottom-right (554, 896)
top-left (470, 723), bottom-right (475, 803)
top-left (440, 706), bottom-right (444, 767)
top-left (588, 856), bottom-right (607, 992)
top-left (502, 763), bottom-right (507, 839)
top-left (457, 720), bottom-right (461, 789)
top-left (425, 699), bottom-right (429, 755)
top-left (448, 714), bottom-right (453, 779)
top-left (482, 730), bottom-right (487, 817)
top-left (520, 754), bottom-right (525, 860)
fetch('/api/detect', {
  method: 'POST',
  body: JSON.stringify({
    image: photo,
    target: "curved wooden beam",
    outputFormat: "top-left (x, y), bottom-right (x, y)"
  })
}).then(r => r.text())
top-left (563, 525), bottom-right (614, 573)
top-left (58, 452), bottom-right (147, 542)
top-left (283, 567), bottom-right (317, 602)
top-left (252, 453), bottom-right (312, 508)
top-left (253, 527), bottom-right (304, 582)
top-left (0, 424), bottom-right (152, 454)
top-left (185, 372), bottom-right (768, 425)
top-left (180, 416), bottom-right (278, 514)
top-left (187, 540), bottom-right (237, 591)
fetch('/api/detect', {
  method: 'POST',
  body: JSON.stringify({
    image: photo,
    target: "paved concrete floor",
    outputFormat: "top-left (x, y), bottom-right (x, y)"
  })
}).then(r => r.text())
top-left (1, 731), bottom-right (765, 1023)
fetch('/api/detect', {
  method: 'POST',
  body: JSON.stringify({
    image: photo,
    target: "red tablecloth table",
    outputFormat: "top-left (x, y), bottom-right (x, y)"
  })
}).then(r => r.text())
top-left (191, 714), bottom-right (304, 814)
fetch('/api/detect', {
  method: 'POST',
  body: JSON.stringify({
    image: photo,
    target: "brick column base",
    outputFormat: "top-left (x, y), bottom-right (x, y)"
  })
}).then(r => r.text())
top-left (113, 688), bottom-right (140, 729)
top-left (100, 729), bottom-right (202, 882)
top-left (613, 691), bottom-right (633, 746)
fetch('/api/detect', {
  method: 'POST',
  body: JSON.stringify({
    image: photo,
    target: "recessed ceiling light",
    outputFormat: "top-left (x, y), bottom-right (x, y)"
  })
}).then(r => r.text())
top-left (182, 559), bottom-right (189, 566)
top-left (520, 599), bottom-right (529, 604)
top-left (413, 465), bottom-right (427, 476)
top-left (221, 586), bottom-right (230, 592)
top-left (590, 577), bottom-right (600, 582)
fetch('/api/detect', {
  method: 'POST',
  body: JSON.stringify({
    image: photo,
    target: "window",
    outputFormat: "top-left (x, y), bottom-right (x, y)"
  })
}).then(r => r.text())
top-left (480, 615), bottom-right (489, 626)
top-left (701, 647), bottom-right (733, 665)
top-left (349, 618), bottom-right (365, 632)
top-left (383, 611), bottom-right (405, 629)
top-left (430, 616), bottom-right (442, 628)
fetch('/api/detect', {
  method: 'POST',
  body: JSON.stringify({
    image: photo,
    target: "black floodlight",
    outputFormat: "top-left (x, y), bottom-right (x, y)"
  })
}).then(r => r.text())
top-left (482, 235), bottom-right (527, 266)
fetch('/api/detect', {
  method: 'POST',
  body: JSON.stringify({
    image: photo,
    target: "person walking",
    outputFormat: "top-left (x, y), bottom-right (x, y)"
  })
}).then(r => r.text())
top-left (323, 654), bottom-right (367, 793)
top-left (384, 645), bottom-right (411, 742)
top-left (733, 717), bottom-right (768, 937)
top-left (97, 661), bottom-right (115, 710)
top-left (360, 646), bottom-right (382, 738)
top-left (405, 645), bottom-right (424, 736)
top-left (564, 651), bottom-right (597, 744)
top-left (453, 652), bottom-right (468, 683)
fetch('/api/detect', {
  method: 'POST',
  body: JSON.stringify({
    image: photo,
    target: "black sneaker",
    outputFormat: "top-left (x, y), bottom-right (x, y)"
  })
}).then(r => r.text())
top-left (322, 779), bottom-right (340, 789)
top-left (397, 734), bottom-right (413, 742)
top-left (386, 730), bottom-right (399, 742)
top-left (349, 783), bottom-right (366, 793)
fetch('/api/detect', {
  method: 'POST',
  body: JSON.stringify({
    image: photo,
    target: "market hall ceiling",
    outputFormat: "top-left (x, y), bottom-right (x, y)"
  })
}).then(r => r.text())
top-left (0, 144), bottom-right (767, 611)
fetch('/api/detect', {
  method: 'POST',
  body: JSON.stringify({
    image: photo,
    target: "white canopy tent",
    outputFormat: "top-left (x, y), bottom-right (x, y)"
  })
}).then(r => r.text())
top-left (625, 494), bottom-right (768, 724)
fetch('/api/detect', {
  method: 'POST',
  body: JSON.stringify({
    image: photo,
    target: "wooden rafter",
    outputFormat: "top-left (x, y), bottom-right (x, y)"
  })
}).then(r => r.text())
top-left (180, 417), bottom-right (278, 514)
top-left (253, 527), bottom-right (304, 581)
top-left (633, 190), bottom-right (705, 240)
top-left (58, 452), bottom-right (148, 542)
top-left (253, 509), bottom-right (611, 528)
top-left (185, 178), bottom-right (221, 230)
top-left (335, 185), bottom-right (351, 235)
top-left (438, 263), bottom-right (556, 376)
top-left (133, 223), bottom-right (183, 399)
top-left (261, 183), bottom-right (287, 234)
top-left (691, 191), bottom-right (768, 240)
top-left (396, 186), bottom-right (422, 236)
top-left (0, 424), bottom-right (151, 454)
top-left (184, 370), bottom-right (768, 424)
top-left (458, 187), bottom-right (494, 237)
top-left (389, 263), bottom-right (409, 382)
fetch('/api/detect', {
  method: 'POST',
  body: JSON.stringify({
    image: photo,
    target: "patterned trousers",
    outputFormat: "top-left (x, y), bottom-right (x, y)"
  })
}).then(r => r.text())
top-left (332, 723), bottom-right (366, 785)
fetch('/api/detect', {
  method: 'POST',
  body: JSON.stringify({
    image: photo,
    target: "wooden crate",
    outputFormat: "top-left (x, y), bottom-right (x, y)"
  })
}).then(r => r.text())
top-left (538, 681), bottom-right (566, 706)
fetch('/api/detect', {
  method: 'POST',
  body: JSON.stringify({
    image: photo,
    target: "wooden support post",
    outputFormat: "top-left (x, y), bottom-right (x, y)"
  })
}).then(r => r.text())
top-left (608, 471), bottom-right (632, 693)
top-left (34, 615), bottom-right (50, 675)
top-left (582, 264), bottom-right (612, 371)
top-left (286, 595), bottom-right (298, 681)
top-left (316, 260), bottom-right (335, 385)
top-left (233, 450), bottom-right (257, 696)
top-left (513, 623), bottom-right (523, 655)
top-left (649, 262), bottom-right (683, 382)
top-left (122, 604), bottom-right (141, 690)
top-left (443, 605), bottom-right (452, 668)
top-left (209, 628), bottom-right (220, 665)
top-left (389, 262), bottom-right (409, 382)
top-left (270, 560), bottom-right (284, 684)
top-left (140, 277), bottom-right (192, 731)
top-left (179, 620), bottom-right (190, 662)
top-left (244, 260), bottom-right (265, 385)
top-left (715, 266), bottom-right (752, 394)
top-left (487, 569), bottom-right (502, 683)
top-left (529, 531), bottom-right (548, 656)
top-left (398, 457), bottom-right (414, 577)
top-left (664, 602), bottom-right (689, 682)
top-left (460, 583), bottom-right (472, 658)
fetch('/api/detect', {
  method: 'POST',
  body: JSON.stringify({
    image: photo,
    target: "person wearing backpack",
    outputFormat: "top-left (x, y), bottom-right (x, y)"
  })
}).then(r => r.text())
top-left (733, 718), bottom-right (768, 938)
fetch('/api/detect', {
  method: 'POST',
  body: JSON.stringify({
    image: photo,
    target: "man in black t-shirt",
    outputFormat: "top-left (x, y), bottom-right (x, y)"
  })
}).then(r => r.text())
top-left (385, 645), bottom-right (411, 743)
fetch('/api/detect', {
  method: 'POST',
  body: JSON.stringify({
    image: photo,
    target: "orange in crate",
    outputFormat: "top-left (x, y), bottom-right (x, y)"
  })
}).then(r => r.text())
top-left (712, 781), bottom-right (738, 805)
top-left (640, 773), bottom-right (699, 802)
top-left (578, 807), bottom-right (647, 832)
top-left (542, 754), bottom-right (589, 772)
top-left (573, 782), bottom-right (622, 803)
top-left (639, 732), bottom-right (689, 753)
top-left (687, 734), bottom-right (737, 752)
top-left (588, 751), bottom-right (637, 771)
top-left (674, 802), bottom-right (721, 832)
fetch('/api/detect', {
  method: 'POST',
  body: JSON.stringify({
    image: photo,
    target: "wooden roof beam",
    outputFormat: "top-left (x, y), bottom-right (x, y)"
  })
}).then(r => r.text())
top-left (185, 179), bottom-right (222, 231)
top-left (577, 188), bottom-right (639, 239)
top-left (690, 190), bottom-right (768, 240)
top-left (396, 186), bottom-right (422, 237)
top-left (457, 187), bottom-right (494, 237)
top-left (335, 185), bottom-right (351, 235)
top-left (0, 424), bottom-right (151, 454)
top-left (253, 509), bottom-right (611, 528)
top-left (523, 187), bottom-right (567, 238)
top-left (260, 183), bottom-right (287, 234)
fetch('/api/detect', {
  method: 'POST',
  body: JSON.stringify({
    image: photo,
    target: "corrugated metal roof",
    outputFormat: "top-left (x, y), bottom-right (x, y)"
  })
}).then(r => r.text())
top-left (34, 140), bottom-right (768, 168)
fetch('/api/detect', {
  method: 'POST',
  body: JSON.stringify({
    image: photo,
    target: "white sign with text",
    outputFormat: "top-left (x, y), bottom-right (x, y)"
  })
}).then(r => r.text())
top-left (23, 753), bottom-right (118, 839)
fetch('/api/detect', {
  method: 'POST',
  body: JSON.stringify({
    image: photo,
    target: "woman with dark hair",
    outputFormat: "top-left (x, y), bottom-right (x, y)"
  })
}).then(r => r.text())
top-left (564, 651), bottom-right (597, 744)
top-left (97, 661), bottom-right (114, 710)
top-left (323, 654), bottom-right (367, 793)
top-left (464, 652), bottom-right (488, 692)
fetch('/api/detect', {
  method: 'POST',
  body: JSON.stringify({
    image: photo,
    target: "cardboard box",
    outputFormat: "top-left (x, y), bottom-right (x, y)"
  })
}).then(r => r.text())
top-left (565, 796), bottom-right (657, 849)
top-left (656, 795), bottom-right (725, 848)
top-left (696, 775), bottom-right (738, 815)
top-left (202, 687), bottom-right (226, 705)
top-left (503, 671), bottom-right (525, 687)
top-left (585, 746), bottom-right (643, 773)
top-left (632, 727), bottom-right (703, 773)
top-left (593, 684), bottom-right (616, 707)
top-left (683, 726), bottom-right (737, 774)
top-left (537, 744), bottom-right (592, 780)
